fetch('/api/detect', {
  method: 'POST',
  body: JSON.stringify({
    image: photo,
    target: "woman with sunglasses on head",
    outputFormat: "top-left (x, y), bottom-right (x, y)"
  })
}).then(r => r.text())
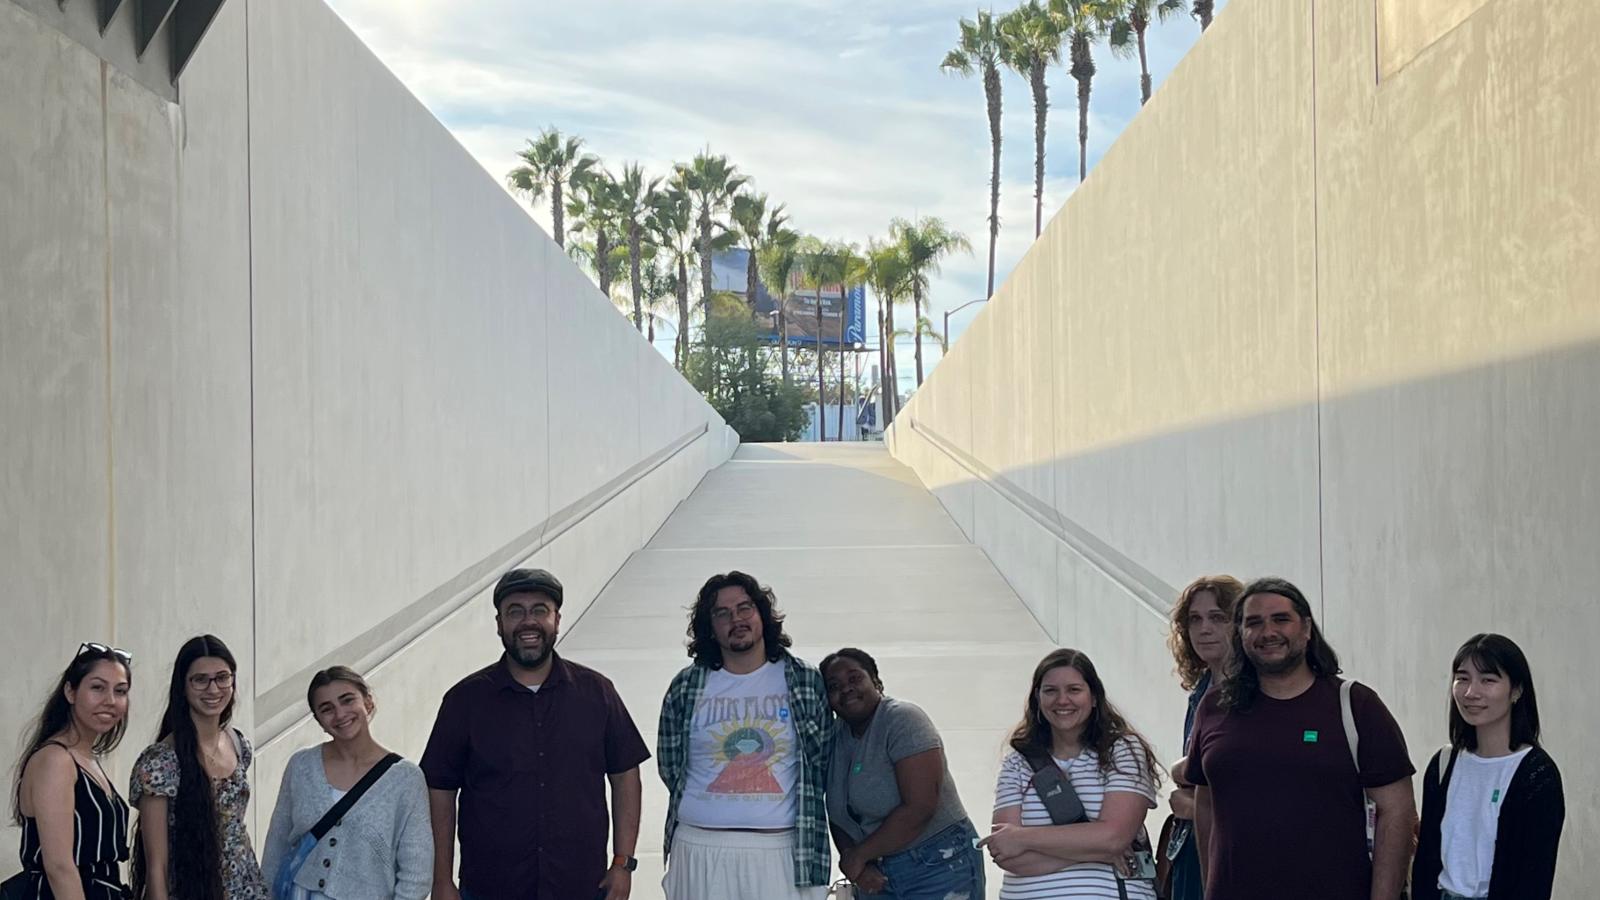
top-left (7, 643), bottom-right (133, 900)
top-left (261, 667), bottom-right (431, 900)
top-left (130, 635), bottom-right (266, 900)
top-left (1412, 634), bottom-right (1564, 900)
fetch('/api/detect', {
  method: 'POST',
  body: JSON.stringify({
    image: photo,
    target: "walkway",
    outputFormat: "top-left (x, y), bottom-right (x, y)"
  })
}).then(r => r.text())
top-left (559, 442), bottom-right (1054, 897)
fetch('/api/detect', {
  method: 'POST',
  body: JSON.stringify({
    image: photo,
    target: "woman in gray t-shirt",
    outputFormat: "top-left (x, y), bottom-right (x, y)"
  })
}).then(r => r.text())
top-left (822, 648), bottom-right (984, 900)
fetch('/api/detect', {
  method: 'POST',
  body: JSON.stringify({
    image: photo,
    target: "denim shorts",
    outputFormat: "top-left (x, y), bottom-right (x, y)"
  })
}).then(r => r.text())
top-left (874, 820), bottom-right (986, 900)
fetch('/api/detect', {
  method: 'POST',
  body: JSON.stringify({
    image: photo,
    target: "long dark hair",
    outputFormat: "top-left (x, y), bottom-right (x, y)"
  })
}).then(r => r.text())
top-left (1166, 575), bottom-right (1245, 690)
top-left (1218, 577), bottom-right (1341, 712)
top-left (10, 646), bottom-right (132, 825)
top-left (132, 635), bottom-right (236, 900)
top-left (686, 571), bottom-right (792, 669)
top-left (1449, 633), bottom-right (1541, 752)
top-left (1008, 649), bottom-right (1162, 785)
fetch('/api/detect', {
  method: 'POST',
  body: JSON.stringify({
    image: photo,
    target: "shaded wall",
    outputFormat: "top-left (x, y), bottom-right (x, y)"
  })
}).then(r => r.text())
top-left (1, 0), bottom-right (737, 865)
top-left (889, 0), bottom-right (1599, 892)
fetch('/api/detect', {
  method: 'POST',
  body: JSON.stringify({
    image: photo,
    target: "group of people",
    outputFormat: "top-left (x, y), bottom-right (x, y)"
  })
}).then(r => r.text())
top-left (7, 568), bottom-right (1564, 900)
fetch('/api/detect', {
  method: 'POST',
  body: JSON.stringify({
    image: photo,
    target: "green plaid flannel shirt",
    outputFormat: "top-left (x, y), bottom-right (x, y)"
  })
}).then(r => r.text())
top-left (656, 651), bottom-right (835, 887)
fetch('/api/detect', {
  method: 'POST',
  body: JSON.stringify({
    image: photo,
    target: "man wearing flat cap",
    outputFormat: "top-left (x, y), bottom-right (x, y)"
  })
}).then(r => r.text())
top-left (421, 568), bottom-right (649, 900)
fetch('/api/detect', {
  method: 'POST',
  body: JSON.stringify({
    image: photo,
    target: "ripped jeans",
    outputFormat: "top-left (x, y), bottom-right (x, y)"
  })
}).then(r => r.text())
top-left (873, 819), bottom-right (986, 900)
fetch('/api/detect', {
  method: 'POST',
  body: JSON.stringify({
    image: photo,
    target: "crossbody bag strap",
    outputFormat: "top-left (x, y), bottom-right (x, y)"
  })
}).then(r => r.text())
top-left (1017, 746), bottom-right (1087, 826)
top-left (309, 753), bottom-right (402, 841)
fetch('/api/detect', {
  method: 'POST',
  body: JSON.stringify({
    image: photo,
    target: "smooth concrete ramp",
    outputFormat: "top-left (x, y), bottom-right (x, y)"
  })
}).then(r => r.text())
top-left (558, 443), bottom-right (1054, 896)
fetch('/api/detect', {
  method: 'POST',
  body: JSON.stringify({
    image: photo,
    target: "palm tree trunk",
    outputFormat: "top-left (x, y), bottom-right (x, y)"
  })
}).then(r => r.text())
top-left (1194, 0), bottom-right (1213, 31)
top-left (1072, 33), bottom-right (1094, 183)
top-left (884, 299), bottom-right (899, 424)
top-left (913, 285), bottom-right (925, 387)
top-left (1031, 61), bottom-right (1048, 238)
top-left (778, 296), bottom-right (791, 384)
top-left (876, 302), bottom-right (888, 429)
top-left (746, 249), bottom-right (760, 313)
top-left (837, 349), bottom-right (847, 440)
top-left (596, 230), bottom-right (613, 299)
top-left (629, 225), bottom-right (644, 332)
top-left (1136, 24), bottom-right (1152, 105)
top-left (817, 298), bottom-right (827, 442)
top-left (551, 178), bottom-right (565, 249)
top-left (983, 65), bottom-right (1002, 298)
top-left (676, 256), bottom-right (690, 370)
top-left (698, 208), bottom-right (714, 322)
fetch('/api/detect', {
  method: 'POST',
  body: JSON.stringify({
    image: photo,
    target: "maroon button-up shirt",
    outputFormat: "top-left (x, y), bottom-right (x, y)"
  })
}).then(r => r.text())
top-left (420, 653), bottom-right (650, 900)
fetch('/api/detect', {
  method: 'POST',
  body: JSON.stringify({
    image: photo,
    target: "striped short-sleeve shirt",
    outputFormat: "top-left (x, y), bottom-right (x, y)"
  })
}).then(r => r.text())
top-left (993, 737), bottom-right (1158, 899)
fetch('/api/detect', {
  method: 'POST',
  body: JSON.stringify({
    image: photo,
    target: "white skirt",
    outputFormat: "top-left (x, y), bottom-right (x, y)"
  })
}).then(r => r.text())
top-left (663, 824), bottom-right (829, 900)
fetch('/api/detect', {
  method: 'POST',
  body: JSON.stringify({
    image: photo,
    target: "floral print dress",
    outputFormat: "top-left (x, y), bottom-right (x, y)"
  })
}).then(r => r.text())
top-left (130, 729), bottom-right (268, 900)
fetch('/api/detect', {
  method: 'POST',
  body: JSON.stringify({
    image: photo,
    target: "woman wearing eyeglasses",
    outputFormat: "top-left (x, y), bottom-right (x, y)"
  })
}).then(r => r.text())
top-left (130, 635), bottom-right (267, 900)
top-left (7, 643), bottom-right (133, 900)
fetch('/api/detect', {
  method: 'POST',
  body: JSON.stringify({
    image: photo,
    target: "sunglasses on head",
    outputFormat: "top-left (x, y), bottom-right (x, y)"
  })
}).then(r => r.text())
top-left (77, 642), bottom-right (133, 666)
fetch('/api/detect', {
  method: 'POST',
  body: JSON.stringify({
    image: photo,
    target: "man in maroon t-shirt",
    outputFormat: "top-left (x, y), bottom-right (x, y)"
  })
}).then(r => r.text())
top-left (1185, 577), bottom-right (1416, 900)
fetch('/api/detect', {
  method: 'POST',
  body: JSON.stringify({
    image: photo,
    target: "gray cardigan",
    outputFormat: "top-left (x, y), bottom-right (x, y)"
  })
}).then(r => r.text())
top-left (260, 746), bottom-right (432, 900)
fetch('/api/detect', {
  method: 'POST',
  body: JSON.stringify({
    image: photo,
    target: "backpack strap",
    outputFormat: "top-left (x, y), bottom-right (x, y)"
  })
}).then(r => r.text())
top-left (1339, 678), bottom-right (1360, 770)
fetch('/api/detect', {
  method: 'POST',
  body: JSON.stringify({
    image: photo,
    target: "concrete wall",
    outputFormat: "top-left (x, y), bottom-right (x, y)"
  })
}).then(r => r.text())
top-left (889, 0), bottom-right (1599, 892)
top-left (1, 0), bottom-right (736, 870)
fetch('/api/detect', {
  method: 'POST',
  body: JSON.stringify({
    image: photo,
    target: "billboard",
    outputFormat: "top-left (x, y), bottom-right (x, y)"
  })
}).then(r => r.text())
top-left (711, 249), bottom-right (867, 349)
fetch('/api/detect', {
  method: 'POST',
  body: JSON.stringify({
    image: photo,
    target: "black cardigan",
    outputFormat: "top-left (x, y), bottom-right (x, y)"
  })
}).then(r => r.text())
top-left (1411, 744), bottom-right (1565, 900)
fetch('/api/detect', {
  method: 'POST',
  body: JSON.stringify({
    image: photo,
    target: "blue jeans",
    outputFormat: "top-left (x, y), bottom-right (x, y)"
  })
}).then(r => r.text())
top-left (1441, 893), bottom-right (1486, 900)
top-left (1168, 822), bottom-right (1204, 900)
top-left (874, 820), bottom-right (985, 900)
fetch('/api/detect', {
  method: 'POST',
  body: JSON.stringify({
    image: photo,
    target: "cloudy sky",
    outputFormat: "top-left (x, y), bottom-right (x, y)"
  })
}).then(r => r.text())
top-left (323, 0), bottom-right (1230, 377)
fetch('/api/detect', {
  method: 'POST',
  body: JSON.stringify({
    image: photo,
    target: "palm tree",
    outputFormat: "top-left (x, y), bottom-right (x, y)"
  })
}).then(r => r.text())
top-left (756, 231), bottom-right (801, 384)
top-left (941, 10), bottom-right (1005, 298)
top-left (1000, 1), bottom-right (1064, 238)
top-left (836, 243), bottom-right (867, 440)
top-left (895, 317), bottom-right (948, 354)
top-left (649, 185), bottom-right (697, 369)
top-left (731, 193), bottom-right (792, 313)
top-left (615, 163), bottom-right (663, 333)
top-left (798, 237), bottom-right (847, 442)
top-left (506, 127), bottom-right (594, 249)
top-left (1192, 0), bottom-right (1213, 31)
top-left (1106, 0), bottom-right (1185, 104)
top-left (892, 217), bottom-right (971, 388)
top-left (865, 239), bottom-right (910, 424)
top-left (674, 151), bottom-right (748, 322)
top-left (1050, 0), bottom-right (1113, 183)
top-left (566, 167), bottom-right (624, 300)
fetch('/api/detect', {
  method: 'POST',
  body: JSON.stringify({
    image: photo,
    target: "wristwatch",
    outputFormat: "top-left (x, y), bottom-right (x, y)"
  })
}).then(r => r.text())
top-left (611, 854), bottom-right (638, 872)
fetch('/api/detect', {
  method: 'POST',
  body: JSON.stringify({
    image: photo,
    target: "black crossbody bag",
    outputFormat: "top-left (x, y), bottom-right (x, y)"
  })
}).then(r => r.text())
top-left (1017, 746), bottom-right (1154, 900)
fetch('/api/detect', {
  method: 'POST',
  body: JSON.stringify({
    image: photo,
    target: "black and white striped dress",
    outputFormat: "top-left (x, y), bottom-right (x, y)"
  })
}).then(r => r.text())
top-left (16, 751), bottom-right (131, 899)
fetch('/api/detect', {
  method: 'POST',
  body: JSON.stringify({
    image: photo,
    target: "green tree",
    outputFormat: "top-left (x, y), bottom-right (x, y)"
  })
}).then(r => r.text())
top-left (1050, 0), bottom-right (1114, 183)
top-left (615, 163), bottom-right (663, 333)
top-left (1000, 1), bottom-right (1065, 238)
top-left (865, 239), bottom-right (910, 424)
top-left (941, 10), bottom-right (1005, 298)
top-left (798, 237), bottom-right (848, 442)
top-left (651, 184), bottom-right (698, 370)
top-left (1106, 0), bottom-right (1186, 105)
top-left (836, 243), bottom-right (867, 440)
top-left (891, 217), bottom-right (971, 387)
top-left (1192, 0), bottom-right (1213, 32)
top-left (506, 127), bottom-right (594, 249)
top-left (687, 299), bottom-right (809, 442)
top-left (566, 167), bottom-right (624, 299)
top-left (756, 231), bottom-right (802, 384)
top-left (674, 151), bottom-right (748, 321)
top-left (731, 193), bottom-right (793, 314)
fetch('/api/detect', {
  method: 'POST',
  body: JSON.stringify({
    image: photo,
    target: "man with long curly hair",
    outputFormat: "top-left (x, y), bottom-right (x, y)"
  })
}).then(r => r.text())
top-left (655, 571), bottom-right (833, 900)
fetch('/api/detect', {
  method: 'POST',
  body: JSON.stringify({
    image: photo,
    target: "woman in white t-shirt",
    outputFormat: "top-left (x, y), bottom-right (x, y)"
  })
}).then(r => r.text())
top-left (981, 649), bottom-right (1162, 899)
top-left (1411, 633), bottom-right (1564, 900)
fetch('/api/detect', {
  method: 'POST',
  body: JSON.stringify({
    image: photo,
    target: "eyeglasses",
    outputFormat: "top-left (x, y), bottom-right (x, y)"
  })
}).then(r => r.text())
top-left (77, 642), bottom-right (133, 665)
top-left (710, 600), bottom-right (759, 624)
top-left (500, 602), bottom-right (556, 625)
top-left (188, 672), bottom-right (235, 691)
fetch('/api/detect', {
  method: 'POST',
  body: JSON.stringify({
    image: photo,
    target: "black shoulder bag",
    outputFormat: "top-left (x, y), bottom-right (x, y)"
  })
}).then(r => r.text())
top-left (1016, 746), bottom-right (1155, 900)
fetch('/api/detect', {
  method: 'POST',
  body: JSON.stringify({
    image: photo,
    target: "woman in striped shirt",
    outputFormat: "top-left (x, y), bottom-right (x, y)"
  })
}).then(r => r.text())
top-left (9, 643), bottom-right (134, 900)
top-left (981, 649), bottom-right (1162, 899)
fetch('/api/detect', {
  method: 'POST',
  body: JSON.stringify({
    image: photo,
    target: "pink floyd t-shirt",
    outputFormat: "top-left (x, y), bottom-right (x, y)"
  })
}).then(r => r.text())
top-left (1185, 676), bottom-right (1414, 900)
top-left (675, 661), bottom-right (800, 829)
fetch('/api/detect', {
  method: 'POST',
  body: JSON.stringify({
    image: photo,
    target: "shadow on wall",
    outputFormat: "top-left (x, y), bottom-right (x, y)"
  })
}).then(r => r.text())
top-left (892, 337), bottom-right (1600, 888)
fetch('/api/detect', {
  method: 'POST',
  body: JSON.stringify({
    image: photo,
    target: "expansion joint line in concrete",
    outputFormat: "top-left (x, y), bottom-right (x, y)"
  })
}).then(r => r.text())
top-left (252, 422), bottom-right (709, 748)
top-left (907, 417), bottom-right (1175, 623)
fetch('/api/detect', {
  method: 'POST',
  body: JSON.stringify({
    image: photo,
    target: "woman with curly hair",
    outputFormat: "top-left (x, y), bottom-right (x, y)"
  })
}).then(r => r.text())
top-left (130, 635), bottom-right (266, 900)
top-left (1160, 575), bottom-right (1242, 900)
top-left (8, 643), bottom-right (134, 900)
top-left (981, 649), bottom-right (1163, 899)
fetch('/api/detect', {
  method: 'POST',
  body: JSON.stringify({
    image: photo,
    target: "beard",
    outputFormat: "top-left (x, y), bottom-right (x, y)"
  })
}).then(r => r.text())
top-left (503, 624), bottom-right (555, 669)
top-left (722, 623), bottom-right (759, 654)
top-left (1248, 641), bottom-right (1306, 675)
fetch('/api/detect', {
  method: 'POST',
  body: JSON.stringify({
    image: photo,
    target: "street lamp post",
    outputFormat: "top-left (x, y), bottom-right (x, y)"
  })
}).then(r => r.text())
top-left (943, 297), bottom-right (990, 350)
